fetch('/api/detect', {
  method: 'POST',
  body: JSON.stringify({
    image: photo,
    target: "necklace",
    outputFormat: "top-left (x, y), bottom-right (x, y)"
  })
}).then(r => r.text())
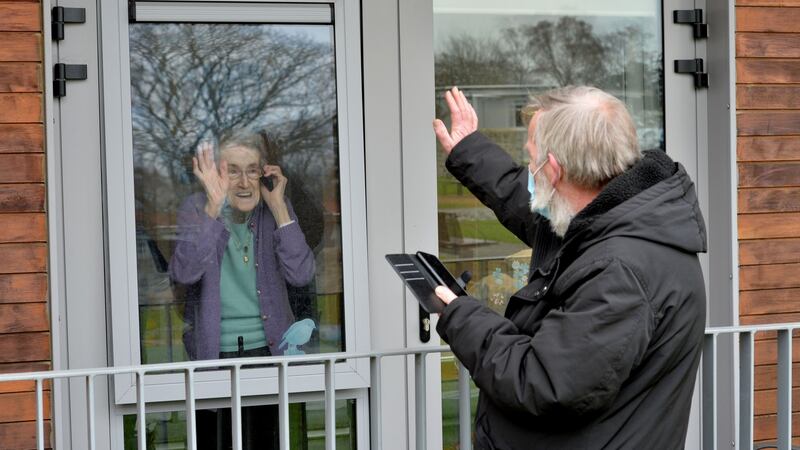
top-left (227, 221), bottom-right (252, 264)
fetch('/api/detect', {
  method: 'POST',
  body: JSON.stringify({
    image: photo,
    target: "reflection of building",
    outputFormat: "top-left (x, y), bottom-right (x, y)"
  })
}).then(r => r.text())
top-left (437, 83), bottom-right (664, 150)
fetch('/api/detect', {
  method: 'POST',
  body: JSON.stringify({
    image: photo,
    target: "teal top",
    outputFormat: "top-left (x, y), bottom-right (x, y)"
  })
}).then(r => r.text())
top-left (219, 220), bottom-right (266, 352)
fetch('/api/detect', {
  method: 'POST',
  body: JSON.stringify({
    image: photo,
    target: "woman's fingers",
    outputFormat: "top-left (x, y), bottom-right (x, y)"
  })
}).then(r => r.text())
top-left (219, 159), bottom-right (229, 187)
top-left (263, 165), bottom-right (285, 179)
top-left (192, 156), bottom-right (201, 177)
top-left (204, 143), bottom-right (216, 172)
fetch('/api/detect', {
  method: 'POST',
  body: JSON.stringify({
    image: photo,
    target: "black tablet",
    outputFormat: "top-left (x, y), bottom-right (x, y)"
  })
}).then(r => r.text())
top-left (385, 251), bottom-right (467, 314)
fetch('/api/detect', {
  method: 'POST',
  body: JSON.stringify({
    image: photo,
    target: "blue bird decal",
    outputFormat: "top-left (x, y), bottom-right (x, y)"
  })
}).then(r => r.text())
top-left (279, 318), bottom-right (316, 355)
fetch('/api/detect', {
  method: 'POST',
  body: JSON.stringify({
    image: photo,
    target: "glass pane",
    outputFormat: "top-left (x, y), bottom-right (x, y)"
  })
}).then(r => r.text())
top-left (129, 22), bottom-right (344, 363)
top-left (123, 400), bottom-right (358, 449)
top-left (433, 2), bottom-right (664, 448)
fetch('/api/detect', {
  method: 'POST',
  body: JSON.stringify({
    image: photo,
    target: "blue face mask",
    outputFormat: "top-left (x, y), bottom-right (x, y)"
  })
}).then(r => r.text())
top-left (528, 161), bottom-right (550, 219)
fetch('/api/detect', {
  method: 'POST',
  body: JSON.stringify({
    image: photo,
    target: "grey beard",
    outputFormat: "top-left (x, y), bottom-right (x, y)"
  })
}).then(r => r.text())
top-left (547, 192), bottom-right (576, 237)
top-left (530, 175), bottom-right (576, 238)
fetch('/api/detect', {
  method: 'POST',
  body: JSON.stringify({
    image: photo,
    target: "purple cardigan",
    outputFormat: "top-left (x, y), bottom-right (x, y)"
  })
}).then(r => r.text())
top-left (169, 193), bottom-right (315, 360)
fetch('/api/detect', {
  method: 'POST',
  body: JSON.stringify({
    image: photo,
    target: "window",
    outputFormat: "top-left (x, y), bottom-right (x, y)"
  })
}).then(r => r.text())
top-left (102, 0), bottom-right (368, 407)
top-left (128, 21), bottom-right (343, 364)
top-left (432, 1), bottom-right (665, 447)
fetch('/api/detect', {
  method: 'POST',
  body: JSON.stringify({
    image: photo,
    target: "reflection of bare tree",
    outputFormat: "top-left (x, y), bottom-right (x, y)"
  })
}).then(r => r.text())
top-left (434, 35), bottom-right (522, 86)
top-left (436, 17), bottom-right (660, 91)
top-left (502, 17), bottom-right (606, 87)
top-left (434, 17), bottom-right (664, 148)
top-left (129, 24), bottom-right (336, 219)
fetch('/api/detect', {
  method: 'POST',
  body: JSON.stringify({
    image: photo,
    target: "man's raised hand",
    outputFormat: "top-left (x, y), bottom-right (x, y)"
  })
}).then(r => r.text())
top-left (432, 86), bottom-right (479, 155)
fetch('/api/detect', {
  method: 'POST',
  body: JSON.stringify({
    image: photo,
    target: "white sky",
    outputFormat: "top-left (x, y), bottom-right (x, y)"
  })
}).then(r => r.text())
top-left (432, 0), bottom-right (662, 51)
top-left (433, 0), bottom-right (660, 17)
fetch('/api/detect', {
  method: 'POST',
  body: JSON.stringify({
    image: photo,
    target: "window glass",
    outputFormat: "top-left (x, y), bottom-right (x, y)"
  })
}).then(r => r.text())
top-left (130, 22), bottom-right (344, 363)
top-left (123, 400), bottom-right (358, 449)
top-left (433, 1), bottom-right (664, 448)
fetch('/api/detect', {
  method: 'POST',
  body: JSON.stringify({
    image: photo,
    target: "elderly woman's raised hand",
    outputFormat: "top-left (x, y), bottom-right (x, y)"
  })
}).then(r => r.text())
top-left (261, 164), bottom-right (292, 226)
top-left (193, 141), bottom-right (230, 219)
top-left (432, 86), bottom-right (479, 155)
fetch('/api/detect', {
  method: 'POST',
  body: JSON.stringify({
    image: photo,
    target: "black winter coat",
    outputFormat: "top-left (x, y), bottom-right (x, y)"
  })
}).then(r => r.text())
top-left (437, 132), bottom-right (707, 450)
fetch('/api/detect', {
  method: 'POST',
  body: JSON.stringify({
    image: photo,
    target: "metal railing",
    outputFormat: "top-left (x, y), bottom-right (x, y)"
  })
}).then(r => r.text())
top-left (704, 323), bottom-right (800, 450)
top-left (2, 323), bottom-right (799, 450)
top-left (0, 345), bottom-right (471, 450)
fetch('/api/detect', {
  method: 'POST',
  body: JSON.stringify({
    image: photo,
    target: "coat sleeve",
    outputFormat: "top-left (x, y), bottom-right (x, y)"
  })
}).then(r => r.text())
top-left (273, 200), bottom-right (316, 287)
top-left (446, 131), bottom-right (543, 246)
top-left (436, 258), bottom-right (654, 419)
top-left (169, 195), bottom-right (226, 284)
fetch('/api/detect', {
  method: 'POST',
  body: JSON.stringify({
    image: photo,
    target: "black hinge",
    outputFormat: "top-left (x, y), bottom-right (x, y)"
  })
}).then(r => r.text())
top-left (53, 63), bottom-right (88, 98)
top-left (51, 7), bottom-right (86, 41)
top-left (674, 59), bottom-right (709, 89)
top-left (674, 9), bottom-right (708, 39)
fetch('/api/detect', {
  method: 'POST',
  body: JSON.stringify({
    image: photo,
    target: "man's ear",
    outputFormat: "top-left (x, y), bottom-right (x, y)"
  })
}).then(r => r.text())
top-left (546, 152), bottom-right (562, 185)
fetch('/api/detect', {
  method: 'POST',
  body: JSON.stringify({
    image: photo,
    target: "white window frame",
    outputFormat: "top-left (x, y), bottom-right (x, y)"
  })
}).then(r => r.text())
top-left (99, 0), bottom-right (371, 404)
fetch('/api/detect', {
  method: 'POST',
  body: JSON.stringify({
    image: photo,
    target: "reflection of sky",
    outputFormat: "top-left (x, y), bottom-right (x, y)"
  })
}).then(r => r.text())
top-left (433, 2), bottom-right (661, 51)
top-left (433, 0), bottom-right (659, 16)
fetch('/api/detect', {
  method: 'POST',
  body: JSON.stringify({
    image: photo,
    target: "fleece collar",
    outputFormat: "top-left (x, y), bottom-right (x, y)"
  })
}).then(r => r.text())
top-left (565, 150), bottom-right (675, 239)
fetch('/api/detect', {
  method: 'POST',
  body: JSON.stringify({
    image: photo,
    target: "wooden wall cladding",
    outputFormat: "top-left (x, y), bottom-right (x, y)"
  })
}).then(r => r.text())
top-left (0, 333), bottom-right (50, 363)
top-left (738, 136), bottom-right (800, 161)
top-left (738, 59), bottom-right (800, 84)
top-left (0, 125), bottom-right (44, 153)
top-left (737, 33), bottom-right (800, 58)
top-left (0, 63), bottom-right (40, 93)
top-left (0, 4), bottom-right (39, 32)
top-left (739, 188), bottom-right (800, 213)
top-left (0, 274), bottom-right (47, 303)
top-left (0, 184), bottom-right (45, 212)
top-left (738, 6), bottom-right (800, 32)
top-left (737, 1), bottom-right (800, 443)
top-left (738, 110), bottom-right (800, 135)
top-left (0, 93), bottom-right (42, 123)
top-left (0, 422), bottom-right (53, 450)
top-left (0, 3), bottom-right (52, 446)
top-left (0, 33), bottom-right (41, 62)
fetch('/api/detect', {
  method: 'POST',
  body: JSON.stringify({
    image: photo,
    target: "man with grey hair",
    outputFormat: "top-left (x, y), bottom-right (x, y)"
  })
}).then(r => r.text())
top-left (432, 86), bottom-right (706, 449)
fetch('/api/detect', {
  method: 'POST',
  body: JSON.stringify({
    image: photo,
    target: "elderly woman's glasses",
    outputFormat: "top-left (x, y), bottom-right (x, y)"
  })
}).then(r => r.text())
top-left (228, 167), bottom-right (261, 180)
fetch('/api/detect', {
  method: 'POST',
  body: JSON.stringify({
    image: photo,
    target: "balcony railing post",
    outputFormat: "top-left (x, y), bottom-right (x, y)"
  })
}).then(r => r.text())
top-left (185, 369), bottom-right (197, 450)
top-left (87, 375), bottom-right (96, 450)
top-left (279, 361), bottom-right (290, 450)
top-left (703, 334), bottom-right (717, 450)
top-left (415, 353), bottom-right (427, 450)
top-left (777, 329), bottom-right (793, 450)
top-left (739, 332), bottom-right (754, 450)
top-left (231, 365), bottom-right (243, 450)
top-left (369, 356), bottom-right (382, 449)
top-left (325, 358), bottom-right (336, 450)
top-left (136, 371), bottom-right (146, 450)
top-left (457, 359), bottom-right (472, 450)
top-left (35, 378), bottom-right (44, 450)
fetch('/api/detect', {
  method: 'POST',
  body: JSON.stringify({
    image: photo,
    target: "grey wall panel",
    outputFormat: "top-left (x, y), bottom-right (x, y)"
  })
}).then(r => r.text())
top-left (362, 0), bottom-right (410, 448)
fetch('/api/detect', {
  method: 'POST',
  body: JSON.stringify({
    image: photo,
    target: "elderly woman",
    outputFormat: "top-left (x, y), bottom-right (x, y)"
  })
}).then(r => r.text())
top-left (169, 134), bottom-right (315, 360)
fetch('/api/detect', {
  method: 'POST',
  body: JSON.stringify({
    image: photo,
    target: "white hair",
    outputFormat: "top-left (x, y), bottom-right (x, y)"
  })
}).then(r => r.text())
top-left (523, 86), bottom-right (641, 189)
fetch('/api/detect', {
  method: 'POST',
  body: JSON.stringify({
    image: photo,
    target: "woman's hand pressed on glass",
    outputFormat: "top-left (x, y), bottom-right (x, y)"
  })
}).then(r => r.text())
top-left (193, 141), bottom-right (229, 219)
